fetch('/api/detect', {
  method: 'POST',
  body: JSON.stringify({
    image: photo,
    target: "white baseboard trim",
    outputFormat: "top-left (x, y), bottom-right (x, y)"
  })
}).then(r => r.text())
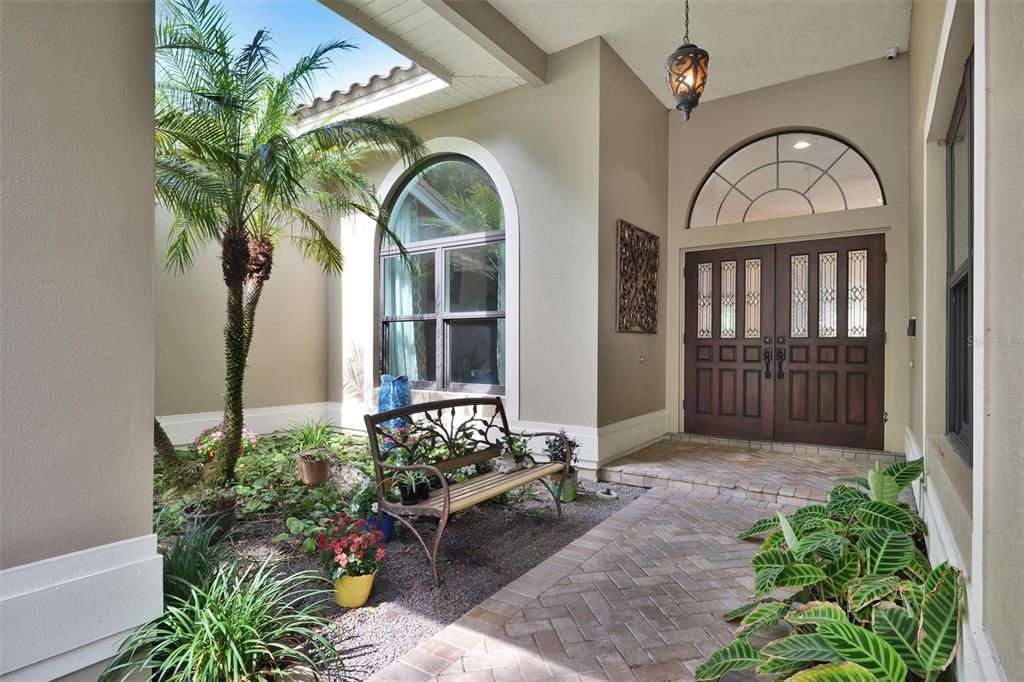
top-left (513, 409), bottom-right (668, 472)
top-left (158, 402), bottom-right (334, 444)
top-left (904, 427), bottom-right (1005, 681)
top-left (0, 535), bottom-right (163, 680)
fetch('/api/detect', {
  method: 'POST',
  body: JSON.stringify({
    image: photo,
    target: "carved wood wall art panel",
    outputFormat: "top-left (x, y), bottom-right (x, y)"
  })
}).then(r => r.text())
top-left (616, 220), bottom-right (660, 333)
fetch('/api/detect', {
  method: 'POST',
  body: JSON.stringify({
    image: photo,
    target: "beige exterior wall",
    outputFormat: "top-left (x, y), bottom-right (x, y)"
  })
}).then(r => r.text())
top-left (155, 207), bottom-right (329, 416)
top-left (596, 41), bottom-right (670, 427)
top-left (331, 39), bottom-right (603, 429)
top-left (0, 0), bottom-right (155, 568)
top-left (664, 58), bottom-right (912, 452)
top-left (981, 0), bottom-right (1024, 673)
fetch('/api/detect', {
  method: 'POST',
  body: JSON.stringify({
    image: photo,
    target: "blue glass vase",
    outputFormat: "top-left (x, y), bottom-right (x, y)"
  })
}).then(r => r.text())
top-left (378, 375), bottom-right (412, 435)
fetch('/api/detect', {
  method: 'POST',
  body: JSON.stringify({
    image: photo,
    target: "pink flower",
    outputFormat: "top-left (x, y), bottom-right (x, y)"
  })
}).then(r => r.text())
top-left (336, 553), bottom-right (349, 567)
top-left (376, 548), bottom-right (385, 561)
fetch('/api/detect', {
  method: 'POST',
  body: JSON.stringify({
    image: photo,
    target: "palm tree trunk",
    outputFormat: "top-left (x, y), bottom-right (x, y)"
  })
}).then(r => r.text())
top-left (154, 417), bottom-right (180, 468)
top-left (219, 229), bottom-right (250, 483)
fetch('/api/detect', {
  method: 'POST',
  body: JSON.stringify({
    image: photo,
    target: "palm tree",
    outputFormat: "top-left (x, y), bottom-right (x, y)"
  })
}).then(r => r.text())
top-left (156, 0), bottom-right (422, 483)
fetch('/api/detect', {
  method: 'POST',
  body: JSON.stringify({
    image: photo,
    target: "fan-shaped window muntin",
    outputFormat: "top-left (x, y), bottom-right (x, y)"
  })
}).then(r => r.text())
top-left (689, 132), bottom-right (885, 228)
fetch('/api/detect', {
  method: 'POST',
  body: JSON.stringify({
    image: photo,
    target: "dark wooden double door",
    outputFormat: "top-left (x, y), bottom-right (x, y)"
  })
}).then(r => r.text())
top-left (684, 235), bottom-right (885, 450)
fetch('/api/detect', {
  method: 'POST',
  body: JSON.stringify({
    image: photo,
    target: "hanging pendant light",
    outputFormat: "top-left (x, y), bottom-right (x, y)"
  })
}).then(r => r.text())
top-left (665, 0), bottom-right (709, 120)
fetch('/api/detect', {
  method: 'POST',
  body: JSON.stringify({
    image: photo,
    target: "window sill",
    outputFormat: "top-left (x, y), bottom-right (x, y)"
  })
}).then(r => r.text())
top-left (925, 434), bottom-right (974, 516)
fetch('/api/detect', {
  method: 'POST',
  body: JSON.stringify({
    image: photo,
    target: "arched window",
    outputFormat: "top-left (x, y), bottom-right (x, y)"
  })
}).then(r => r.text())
top-left (689, 131), bottom-right (885, 227)
top-left (380, 155), bottom-right (505, 393)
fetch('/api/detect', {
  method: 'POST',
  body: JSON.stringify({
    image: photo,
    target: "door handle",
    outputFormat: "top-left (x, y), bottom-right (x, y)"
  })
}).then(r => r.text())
top-left (776, 348), bottom-right (786, 379)
top-left (763, 348), bottom-right (773, 379)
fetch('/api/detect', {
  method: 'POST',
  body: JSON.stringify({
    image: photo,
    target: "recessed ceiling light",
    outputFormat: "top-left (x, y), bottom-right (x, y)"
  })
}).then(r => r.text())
top-left (793, 141), bottom-right (811, 150)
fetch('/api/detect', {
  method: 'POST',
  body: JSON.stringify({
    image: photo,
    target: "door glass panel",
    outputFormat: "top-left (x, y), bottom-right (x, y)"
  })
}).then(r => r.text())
top-left (848, 249), bottom-right (868, 337)
top-left (949, 101), bottom-right (970, 272)
top-left (385, 320), bottom-right (436, 382)
top-left (696, 262), bottom-right (713, 338)
top-left (818, 252), bottom-right (838, 337)
top-left (790, 254), bottom-right (809, 338)
top-left (720, 261), bottom-right (736, 338)
top-left (744, 258), bottom-right (761, 338)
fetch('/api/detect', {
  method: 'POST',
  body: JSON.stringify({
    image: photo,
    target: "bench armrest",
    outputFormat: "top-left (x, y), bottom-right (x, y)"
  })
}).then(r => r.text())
top-left (515, 431), bottom-right (573, 473)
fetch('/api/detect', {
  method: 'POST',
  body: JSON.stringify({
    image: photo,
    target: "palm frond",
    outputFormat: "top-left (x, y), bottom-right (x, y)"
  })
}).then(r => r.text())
top-left (299, 115), bottom-right (424, 164)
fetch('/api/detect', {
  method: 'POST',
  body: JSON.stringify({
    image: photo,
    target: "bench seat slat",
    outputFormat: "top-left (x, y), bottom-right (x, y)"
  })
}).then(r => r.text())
top-left (385, 462), bottom-right (564, 515)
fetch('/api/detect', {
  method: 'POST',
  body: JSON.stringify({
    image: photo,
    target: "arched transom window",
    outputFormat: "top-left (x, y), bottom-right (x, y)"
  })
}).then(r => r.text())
top-left (689, 131), bottom-right (885, 227)
top-left (380, 155), bottom-right (506, 393)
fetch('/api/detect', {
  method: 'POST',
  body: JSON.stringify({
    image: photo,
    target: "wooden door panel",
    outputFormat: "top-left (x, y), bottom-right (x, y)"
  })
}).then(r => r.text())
top-left (772, 235), bottom-right (885, 449)
top-left (684, 246), bottom-right (775, 440)
top-left (683, 235), bottom-right (885, 450)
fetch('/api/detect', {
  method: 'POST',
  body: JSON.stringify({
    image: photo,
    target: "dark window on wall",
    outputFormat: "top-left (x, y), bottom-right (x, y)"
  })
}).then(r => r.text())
top-left (946, 53), bottom-right (973, 462)
top-left (380, 155), bottom-right (505, 393)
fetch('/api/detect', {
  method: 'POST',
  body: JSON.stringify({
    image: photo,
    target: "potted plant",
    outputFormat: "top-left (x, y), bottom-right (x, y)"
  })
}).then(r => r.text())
top-left (182, 486), bottom-right (238, 542)
top-left (545, 429), bottom-right (581, 503)
top-left (296, 448), bottom-right (331, 488)
top-left (316, 512), bottom-right (385, 608)
top-left (349, 480), bottom-right (394, 542)
top-left (392, 470), bottom-right (427, 506)
top-left (286, 419), bottom-right (338, 488)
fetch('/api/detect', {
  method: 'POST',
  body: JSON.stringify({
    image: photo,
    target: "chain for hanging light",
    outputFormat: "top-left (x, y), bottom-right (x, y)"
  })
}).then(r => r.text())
top-left (665, 0), bottom-right (709, 120)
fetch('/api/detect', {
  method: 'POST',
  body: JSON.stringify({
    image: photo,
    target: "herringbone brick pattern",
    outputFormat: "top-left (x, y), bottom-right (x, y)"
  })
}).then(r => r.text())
top-left (371, 487), bottom-right (799, 682)
top-left (600, 438), bottom-right (901, 505)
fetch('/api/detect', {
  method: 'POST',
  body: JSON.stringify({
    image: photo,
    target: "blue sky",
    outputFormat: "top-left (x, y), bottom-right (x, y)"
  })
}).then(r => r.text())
top-left (218, 0), bottom-right (411, 103)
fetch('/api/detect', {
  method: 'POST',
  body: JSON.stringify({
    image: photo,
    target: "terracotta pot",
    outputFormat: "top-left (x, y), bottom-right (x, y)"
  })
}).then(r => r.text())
top-left (297, 455), bottom-right (329, 488)
top-left (334, 571), bottom-right (377, 608)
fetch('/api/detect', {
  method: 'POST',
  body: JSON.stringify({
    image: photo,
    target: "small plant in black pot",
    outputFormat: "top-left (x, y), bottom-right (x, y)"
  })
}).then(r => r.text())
top-left (392, 470), bottom-right (428, 506)
top-left (545, 429), bottom-right (581, 503)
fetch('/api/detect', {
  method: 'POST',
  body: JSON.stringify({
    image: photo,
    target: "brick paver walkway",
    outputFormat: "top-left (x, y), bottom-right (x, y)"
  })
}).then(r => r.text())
top-left (371, 486), bottom-right (798, 682)
top-left (600, 436), bottom-right (902, 505)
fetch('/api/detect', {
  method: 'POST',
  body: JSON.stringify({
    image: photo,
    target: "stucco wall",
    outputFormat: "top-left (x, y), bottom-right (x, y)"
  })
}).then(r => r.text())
top-left (330, 39), bottom-right (602, 429)
top-left (982, 0), bottom-right (1024, 673)
top-left (155, 207), bottom-right (329, 416)
top-left (664, 58), bottom-right (911, 453)
top-left (596, 41), bottom-right (670, 427)
top-left (0, 1), bottom-right (155, 566)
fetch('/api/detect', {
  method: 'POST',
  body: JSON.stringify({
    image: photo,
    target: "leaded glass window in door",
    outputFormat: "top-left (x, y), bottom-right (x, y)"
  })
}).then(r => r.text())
top-left (790, 254), bottom-right (809, 338)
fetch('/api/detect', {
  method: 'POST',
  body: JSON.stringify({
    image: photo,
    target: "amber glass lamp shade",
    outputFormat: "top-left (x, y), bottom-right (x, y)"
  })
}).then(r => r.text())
top-left (665, 43), bottom-right (709, 120)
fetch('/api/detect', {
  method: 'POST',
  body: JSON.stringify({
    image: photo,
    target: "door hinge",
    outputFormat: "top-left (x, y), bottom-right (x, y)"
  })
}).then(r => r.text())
top-left (884, 251), bottom-right (888, 264)
top-left (682, 400), bottom-right (686, 411)
top-left (884, 331), bottom-right (888, 343)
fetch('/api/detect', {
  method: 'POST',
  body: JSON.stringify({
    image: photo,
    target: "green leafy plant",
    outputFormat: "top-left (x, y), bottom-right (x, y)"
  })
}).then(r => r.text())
top-left (156, 0), bottom-right (423, 483)
top-left (160, 522), bottom-right (227, 605)
top-left (287, 418), bottom-right (339, 452)
top-left (102, 557), bottom-right (337, 681)
top-left (696, 459), bottom-right (965, 682)
top-left (544, 429), bottom-right (581, 469)
top-left (500, 433), bottom-right (530, 462)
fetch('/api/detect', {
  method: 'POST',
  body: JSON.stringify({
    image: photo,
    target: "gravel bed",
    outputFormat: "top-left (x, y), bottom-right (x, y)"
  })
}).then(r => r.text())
top-left (229, 480), bottom-right (643, 680)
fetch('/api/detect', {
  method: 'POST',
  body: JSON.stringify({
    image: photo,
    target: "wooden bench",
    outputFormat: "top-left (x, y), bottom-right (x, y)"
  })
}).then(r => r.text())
top-left (364, 397), bottom-right (571, 586)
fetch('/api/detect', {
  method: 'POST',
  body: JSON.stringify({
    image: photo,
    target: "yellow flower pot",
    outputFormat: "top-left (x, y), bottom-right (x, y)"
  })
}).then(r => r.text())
top-left (334, 572), bottom-right (376, 608)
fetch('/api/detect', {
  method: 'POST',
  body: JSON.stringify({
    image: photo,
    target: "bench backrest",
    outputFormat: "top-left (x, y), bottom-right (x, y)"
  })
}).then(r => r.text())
top-left (363, 397), bottom-right (512, 484)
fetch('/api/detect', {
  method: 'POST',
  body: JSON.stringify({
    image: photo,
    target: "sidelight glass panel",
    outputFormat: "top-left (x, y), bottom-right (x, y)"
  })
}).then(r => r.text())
top-left (696, 262), bottom-right (713, 338)
top-left (744, 259), bottom-right (761, 338)
top-left (790, 254), bottom-right (809, 338)
top-left (720, 261), bottom-right (737, 338)
top-left (848, 249), bottom-right (868, 337)
top-left (818, 252), bottom-right (838, 337)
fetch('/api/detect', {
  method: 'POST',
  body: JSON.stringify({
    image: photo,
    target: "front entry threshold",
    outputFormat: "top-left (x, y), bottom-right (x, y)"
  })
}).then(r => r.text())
top-left (671, 432), bottom-right (903, 461)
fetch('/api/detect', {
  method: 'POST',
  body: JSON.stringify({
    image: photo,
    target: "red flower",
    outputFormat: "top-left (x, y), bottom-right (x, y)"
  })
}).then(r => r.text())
top-left (376, 548), bottom-right (385, 561)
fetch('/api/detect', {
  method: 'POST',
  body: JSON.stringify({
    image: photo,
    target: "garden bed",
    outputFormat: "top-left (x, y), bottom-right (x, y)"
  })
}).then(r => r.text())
top-left (225, 480), bottom-right (641, 680)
